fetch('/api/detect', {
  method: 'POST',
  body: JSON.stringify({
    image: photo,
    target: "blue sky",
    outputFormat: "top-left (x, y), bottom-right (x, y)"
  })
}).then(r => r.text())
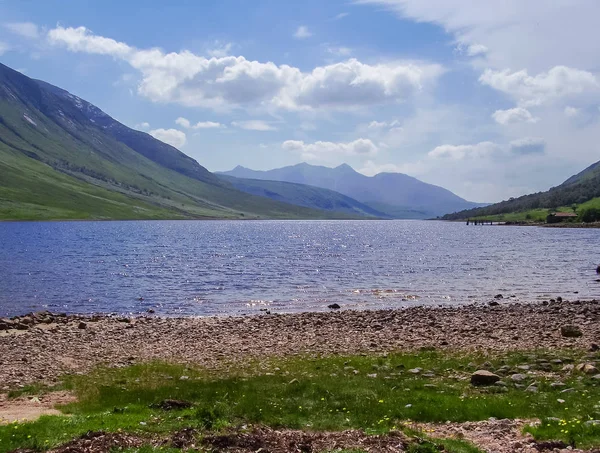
top-left (1, 0), bottom-right (599, 202)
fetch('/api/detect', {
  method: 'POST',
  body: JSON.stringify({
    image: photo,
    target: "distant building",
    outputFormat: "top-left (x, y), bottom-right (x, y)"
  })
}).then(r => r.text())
top-left (546, 212), bottom-right (578, 223)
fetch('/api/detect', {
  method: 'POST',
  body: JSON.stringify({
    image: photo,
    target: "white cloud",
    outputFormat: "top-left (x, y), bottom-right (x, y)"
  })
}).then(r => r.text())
top-left (564, 106), bottom-right (580, 117)
top-left (492, 107), bottom-right (539, 125)
top-left (206, 41), bottom-right (233, 58)
top-left (509, 137), bottom-right (546, 155)
top-left (4, 22), bottom-right (39, 39)
top-left (367, 119), bottom-right (401, 129)
top-left (175, 117), bottom-right (191, 128)
top-left (47, 26), bottom-right (442, 112)
top-left (177, 117), bottom-right (225, 129)
top-left (428, 141), bottom-right (502, 160)
top-left (480, 66), bottom-right (599, 107)
top-left (195, 121), bottom-right (225, 129)
top-left (135, 122), bottom-right (150, 130)
top-left (48, 26), bottom-right (132, 58)
top-left (334, 12), bottom-right (349, 20)
top-left (294, 26), bottom-right (312, 39)
top-left (148, 128), bottom-right (187, 148)
top-left (0, 41), bottom-right (9, 55)
top-left (283, 138), bottom-right (378, 161)
top-left (232, 120), bottom-right (276, 131)
top-left (466, 44), bottom-right (487, 57)
top-left (325, 46), bottom-right (352, 57)
top-left (357, 0), bottom-right (600, 72)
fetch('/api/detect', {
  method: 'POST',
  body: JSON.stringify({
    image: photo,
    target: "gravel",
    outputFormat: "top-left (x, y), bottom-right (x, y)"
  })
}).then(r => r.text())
top-left (1, 300), bottom-right (599, 390)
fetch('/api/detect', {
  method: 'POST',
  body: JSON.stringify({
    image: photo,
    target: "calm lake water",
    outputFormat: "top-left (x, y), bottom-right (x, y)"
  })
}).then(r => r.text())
top-left (1, 220), bottom-right (599, 317)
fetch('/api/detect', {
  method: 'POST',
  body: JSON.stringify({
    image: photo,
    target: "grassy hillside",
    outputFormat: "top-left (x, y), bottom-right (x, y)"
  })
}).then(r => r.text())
top-left (218, 174), bottom-right (387, 218)
top-left (0, 63), bottom-right (357, 221)
top-left (466, 197), bottom-right (600, 223)
top-left (443, 158), bottom-right (600, 221)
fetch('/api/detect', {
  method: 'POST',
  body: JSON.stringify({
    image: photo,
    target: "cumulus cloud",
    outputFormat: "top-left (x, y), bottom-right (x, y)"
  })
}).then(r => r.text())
top-left (509, 137), bottom-right (546, 155)
top-left (480, 66), bottom-right (599, 107)
top-left (148, 128), bottom-right (187, 148)
top-left (4, 22), bottom-right (39, 39)
top-left (294, 26), bottom-right (312, 39)
top-left (134, 122), bottom-right (150, 130)
top-left (428, 141), bottom-right (502, 160)
top-left (283, 138), bottom-right (378, 161)
top-left (231, 120), bottom-right (276, 131)
top-left (492, 107), bottom-right (539, 125)
top-left (47, 26), bottom-right (443, 112)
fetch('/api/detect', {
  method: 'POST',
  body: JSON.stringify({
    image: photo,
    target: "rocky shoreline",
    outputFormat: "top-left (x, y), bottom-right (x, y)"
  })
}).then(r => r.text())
top-left (1, 300), bottom-right (599, 390)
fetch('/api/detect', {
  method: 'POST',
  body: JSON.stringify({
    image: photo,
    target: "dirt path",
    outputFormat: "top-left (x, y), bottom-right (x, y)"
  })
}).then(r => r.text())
top-left (0, 391), bottom-right (75, 424)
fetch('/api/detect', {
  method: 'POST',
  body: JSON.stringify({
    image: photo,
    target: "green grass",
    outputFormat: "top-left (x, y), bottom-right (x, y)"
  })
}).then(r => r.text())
top-left (2, 350), bottom-right (599, 452)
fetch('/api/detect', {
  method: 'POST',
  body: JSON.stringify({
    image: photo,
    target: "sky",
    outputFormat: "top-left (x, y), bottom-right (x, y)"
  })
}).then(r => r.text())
top-left (1, 0), bottom-right (599, 203)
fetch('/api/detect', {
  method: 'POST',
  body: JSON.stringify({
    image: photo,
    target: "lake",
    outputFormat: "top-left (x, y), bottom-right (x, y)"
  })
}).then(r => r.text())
top-left (1, 220), bottom-right (599, 317)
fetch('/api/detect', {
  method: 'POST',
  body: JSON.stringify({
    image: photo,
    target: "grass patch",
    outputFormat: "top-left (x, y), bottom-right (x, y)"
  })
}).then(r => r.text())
top-left (1, 350), bottom-right (599, 451)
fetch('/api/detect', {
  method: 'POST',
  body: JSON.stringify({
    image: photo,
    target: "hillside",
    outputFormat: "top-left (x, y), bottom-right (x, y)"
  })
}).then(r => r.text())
top-left (0, 63), bottom-right (354, 221)
top-left (217, 174), bottom-right (387, 218)
top-left (219, 163), bottom-right (483, 218)
top-left (442, 158), bottom-right (600, 221)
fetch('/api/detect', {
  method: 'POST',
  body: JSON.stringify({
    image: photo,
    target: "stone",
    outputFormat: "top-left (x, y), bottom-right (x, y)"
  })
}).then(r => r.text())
top-left (560, 325), bottom-right (583, 338)
top-left (516, 365), bottom-right (530, 371)
top-left (511, 373), bottom-right (527, 382)
top-left (488, 300), bottom-right (499, 307)
top-left (592, 374), bottom-right (600, 380)
top-left (408, 368), bottom-right (422, 374)
top-left (550, 382), bottom-right (566, 388)
top-left (494, 294), bottom-right (504, 299)
top-left (78, 322), bottom-right (87, 329)
top-left (562, 364), bottom-right (575, 372)
top-left (525, 384), bottom-right (538, 393)
top-left (327, 303), bottom-right (341, 310)
top-left (576, 363), bottom-right (598, 374)
top-left (471, 370), bottom-right (501, 386)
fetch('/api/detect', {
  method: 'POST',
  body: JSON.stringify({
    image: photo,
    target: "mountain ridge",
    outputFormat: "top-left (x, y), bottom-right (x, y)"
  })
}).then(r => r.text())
top-left (218, 163), bottom-right (484, 218)
top-left (0, 62), bottom-right (357, 220)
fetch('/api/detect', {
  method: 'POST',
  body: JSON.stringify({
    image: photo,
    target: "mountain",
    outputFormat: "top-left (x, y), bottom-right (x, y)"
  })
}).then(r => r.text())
top-left (218, 174), bottom-right (387, 218)
top-left (442, 158), bottom-right (600, 220)
top-left (0, 62), bottom-right (355, 220)
top-left (218, 163), bottom-right (483, 218)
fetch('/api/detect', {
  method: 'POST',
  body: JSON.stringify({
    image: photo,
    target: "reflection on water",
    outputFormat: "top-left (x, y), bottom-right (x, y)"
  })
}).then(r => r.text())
top-left (0, 220), bottom-right (599, 317)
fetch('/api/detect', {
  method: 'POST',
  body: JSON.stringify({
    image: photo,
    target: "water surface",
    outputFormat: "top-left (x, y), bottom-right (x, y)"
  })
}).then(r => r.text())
top-left (1, 220), bottom-right (599, 317)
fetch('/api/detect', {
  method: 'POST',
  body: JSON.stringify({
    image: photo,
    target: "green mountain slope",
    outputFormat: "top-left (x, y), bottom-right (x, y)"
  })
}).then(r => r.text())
top-left (442, 158), bottom-right (600, 220)
top-left (217, 174), bottom-right (387, 218)
top-left (0, 63), bottom-right (354, 220)
top-left (219, 163), bottom-right (484, 218)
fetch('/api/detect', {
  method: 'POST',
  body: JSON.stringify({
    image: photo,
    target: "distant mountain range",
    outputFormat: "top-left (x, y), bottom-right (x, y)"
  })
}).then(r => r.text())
top-left (218, 163), bottom-right (484, 218)
top-left (442, 158), bottom-right (600, 220)
top-left (0, 62), bottom-right (356, 220)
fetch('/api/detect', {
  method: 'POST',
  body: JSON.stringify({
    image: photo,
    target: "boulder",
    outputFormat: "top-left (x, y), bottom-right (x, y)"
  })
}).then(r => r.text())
top-left (560, 325), bottom-right (582, 338)
top-left (471, 370), bottom-right (501, 386)
top-left (511, 373), bottom-right (527, 382)
top-left (576, 363), bottom-right (598, 374)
